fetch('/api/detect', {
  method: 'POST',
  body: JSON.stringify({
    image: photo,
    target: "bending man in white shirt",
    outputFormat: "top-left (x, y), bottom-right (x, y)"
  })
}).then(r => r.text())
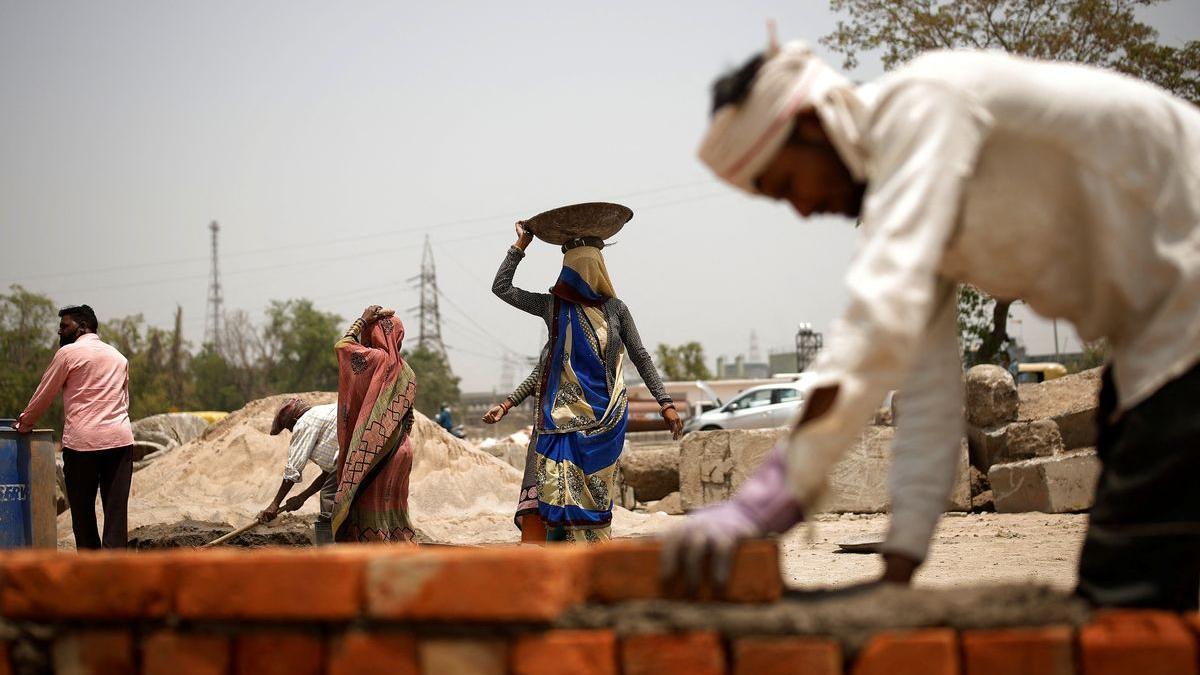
top-left (259, 399), bottom-right (340, 545)
top-left (662, 39), bottom-right (1200, 610)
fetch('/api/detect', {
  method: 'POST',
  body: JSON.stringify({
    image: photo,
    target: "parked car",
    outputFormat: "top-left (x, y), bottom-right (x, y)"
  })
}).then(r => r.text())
top-left (682, 376), bottom-right (817, 434)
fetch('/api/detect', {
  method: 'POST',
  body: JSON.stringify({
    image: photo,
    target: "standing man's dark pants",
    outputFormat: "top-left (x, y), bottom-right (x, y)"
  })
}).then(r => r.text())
top-left (62, 445), bottom-right (133, 550)
top-left (1077, 364), bottom-right (1200, 610)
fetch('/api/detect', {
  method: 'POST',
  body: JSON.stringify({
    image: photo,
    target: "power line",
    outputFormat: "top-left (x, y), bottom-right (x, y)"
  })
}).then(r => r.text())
top-left (3, 178), bottom-right (719, 285)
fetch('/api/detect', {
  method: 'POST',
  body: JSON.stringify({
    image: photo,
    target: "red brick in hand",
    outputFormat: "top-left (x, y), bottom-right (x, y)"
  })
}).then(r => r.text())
top-left (142, 631), bottom-right (231, 675)
top-left (590, 539), bottom-right (782, 603)
top-left (621, 632), bottom-right (727, 675)
top-left (852, 628), bottom-right (959, 675)
top-left (961, 626), bottom-right (1073, 675)
top-left (234, 631), bottom-right (324, 675)
top-left (732, 636), bottom-right (841, 675)
top-left (1080, 610), bottom-right (1198, 675)
top-left (512, 630), bottom-right (617, 675)
top-left (327, 630), bottom-right (418, 675)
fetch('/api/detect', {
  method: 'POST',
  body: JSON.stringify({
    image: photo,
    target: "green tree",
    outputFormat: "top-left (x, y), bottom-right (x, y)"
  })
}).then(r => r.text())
top-left (105, 314), bottom-right (178, 420)
top-left (823, 0), bottom-right (1199, 363)
top-left (262, 300), bottom-right (342, 394)
top-left (189, 344), bottom-right (248, 412)
top-left (0, 285), bottom-right (62, 430)
top-left (655, 342), bottom-right (713, 380)
top-left (404, 346), bottom-right (460, 417)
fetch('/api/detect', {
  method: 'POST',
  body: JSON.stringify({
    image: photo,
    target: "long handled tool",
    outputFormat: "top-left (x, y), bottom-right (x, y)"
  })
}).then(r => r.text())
top-left (201, 520), bottom-right (261, 548)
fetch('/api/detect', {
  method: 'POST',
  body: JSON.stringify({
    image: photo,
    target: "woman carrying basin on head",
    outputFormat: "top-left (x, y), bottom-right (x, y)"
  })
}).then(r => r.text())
top-left (487, 210), bottom-right (682, 543)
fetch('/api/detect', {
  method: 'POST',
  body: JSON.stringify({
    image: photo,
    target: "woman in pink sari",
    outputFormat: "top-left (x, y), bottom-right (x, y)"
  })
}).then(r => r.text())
top-left (330, 305), bottom-right (418, 542)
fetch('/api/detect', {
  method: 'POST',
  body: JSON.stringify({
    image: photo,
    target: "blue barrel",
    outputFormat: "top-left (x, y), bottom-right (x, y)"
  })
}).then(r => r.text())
top-left (0, 419), bottom-right (56, 548)
top-left (0, 419), bottom-right (33, 546)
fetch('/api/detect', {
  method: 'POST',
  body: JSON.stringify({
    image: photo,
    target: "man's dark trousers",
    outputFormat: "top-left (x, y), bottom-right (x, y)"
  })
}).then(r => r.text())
top-left (1077, 363), bottom-right (1200, 610)
top-left (62, 445), bottom-right (133, 549)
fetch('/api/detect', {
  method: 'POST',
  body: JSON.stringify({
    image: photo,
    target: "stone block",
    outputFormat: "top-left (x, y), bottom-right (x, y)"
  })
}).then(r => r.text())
top-left (679, 429), bottom-right (782, 511)
top-left (620, 443), bottom-right (681, 502)
top-left (682, 426), bottom-right (971, 514)
top-left (967, 424), bottom-right (1009, 471)
top-left (966, 365), bottom-right (1019, 428)
top-left (645, 491), bottom-right (683, 515)
top-left (989, 449), bottom-right (1101, 513)
top-left (1018, 368), bottom-right (1101, 450)
top-left (1005, 419), bottom-right (1064, 459)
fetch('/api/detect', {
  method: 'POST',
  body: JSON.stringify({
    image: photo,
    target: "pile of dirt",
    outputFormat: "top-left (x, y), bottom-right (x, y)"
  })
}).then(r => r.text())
top-left (58, 392), bottom-right (672, 549)
top-left (127, 517), bottom-right (313, 549)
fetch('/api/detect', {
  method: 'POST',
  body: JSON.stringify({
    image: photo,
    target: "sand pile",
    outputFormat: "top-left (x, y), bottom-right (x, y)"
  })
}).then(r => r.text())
top-left (58, 392), bottom-right (673, 548)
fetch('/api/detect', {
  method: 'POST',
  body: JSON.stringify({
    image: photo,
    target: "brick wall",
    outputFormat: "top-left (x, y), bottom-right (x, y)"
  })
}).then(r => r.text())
top-left (0, 541), bottom-right (1195, 674)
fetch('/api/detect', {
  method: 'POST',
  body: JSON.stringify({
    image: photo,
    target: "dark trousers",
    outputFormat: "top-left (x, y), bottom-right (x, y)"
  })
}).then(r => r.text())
top-left (314, 472), bottom-right (337, 546)
top-left (62, 445), bottom-right (133, 550)
top-left (1076, 364), bottom-right (1200, 610)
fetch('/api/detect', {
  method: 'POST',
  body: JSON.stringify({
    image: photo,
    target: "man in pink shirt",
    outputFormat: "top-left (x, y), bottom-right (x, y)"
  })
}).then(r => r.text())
top-left (16, 305), bottom-right (135, 549)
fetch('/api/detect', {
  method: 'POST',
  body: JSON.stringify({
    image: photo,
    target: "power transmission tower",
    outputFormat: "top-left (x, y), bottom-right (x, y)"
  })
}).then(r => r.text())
top-left (203, 221), bottom-right (224, 349)
top-left (409, 235), bottom-right (448, 358)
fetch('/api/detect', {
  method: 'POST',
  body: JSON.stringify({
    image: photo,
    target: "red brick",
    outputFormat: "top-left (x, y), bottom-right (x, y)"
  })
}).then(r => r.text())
top-left (327, 630), bottom-right (418, 675)
top-left (621, 632), bottom-right (726, 675)
top-left (142, 632), bottom-right (231, 675)
top-left (367, 545), bottom-right (589, 621)
top-left (52, 630), bottom-right (135, 675)
top-left (1080, 610), bottom-right (1197, 675)
top-left (419, 638), bottom-right (508, 675)
top-left (0, 550), bottom-right (171, 619)
top-left (962, 626), bottom-right (1073, 675)
top-left (590, 538), bottom-right (782, 603)
top-left (234, 631), bottom-right (324, 675)
top-left (852, 629), bottom-right (959, 675)
top-left (174, 546), bottom-right (371, 620)
top-left (732, 636), bottom-right (841, 675)
top-left (512, 630), bottom-right (617, 675)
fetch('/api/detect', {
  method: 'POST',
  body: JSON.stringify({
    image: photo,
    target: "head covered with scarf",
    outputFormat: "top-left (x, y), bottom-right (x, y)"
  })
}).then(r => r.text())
top-left (697, 40), bottom-right (865, 193)
top-left (550, 242), bottom-right (617, 306)
top-left (331, 314), bottom-right (418, 540)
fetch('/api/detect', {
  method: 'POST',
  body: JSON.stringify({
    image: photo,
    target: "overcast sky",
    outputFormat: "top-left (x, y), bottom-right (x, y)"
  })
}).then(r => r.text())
top-left (2, 1), bottom-right (1197, 392)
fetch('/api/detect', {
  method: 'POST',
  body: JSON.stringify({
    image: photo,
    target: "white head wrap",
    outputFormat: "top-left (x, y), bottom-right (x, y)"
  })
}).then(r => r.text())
top-left (698, 41), bottom-right (864, 194)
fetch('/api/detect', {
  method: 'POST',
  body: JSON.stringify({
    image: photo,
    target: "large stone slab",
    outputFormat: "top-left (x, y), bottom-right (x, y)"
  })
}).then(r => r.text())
top-left (679, 428), bottom-right (782, 512)
top-left (680, 426), bottom-right (971, 514)
top-left (989, 449), bottom-right (1101, 513)
top-left (620, 444), bottom-right (681, 502)
top-left (1017, 368), bottom-right (1101, 450)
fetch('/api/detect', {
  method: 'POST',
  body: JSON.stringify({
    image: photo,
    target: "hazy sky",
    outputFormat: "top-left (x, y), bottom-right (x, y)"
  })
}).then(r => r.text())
top-left (3, 2), bottom-right (1197, 391)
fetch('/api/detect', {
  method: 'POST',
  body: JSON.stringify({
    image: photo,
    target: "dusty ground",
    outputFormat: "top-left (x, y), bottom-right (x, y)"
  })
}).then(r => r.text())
top-left (775, 512), bottom-right (1088, 590)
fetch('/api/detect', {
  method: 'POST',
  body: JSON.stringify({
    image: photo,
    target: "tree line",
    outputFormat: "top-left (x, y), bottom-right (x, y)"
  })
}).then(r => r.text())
top-left (0, 285), bottom-right (460, 433)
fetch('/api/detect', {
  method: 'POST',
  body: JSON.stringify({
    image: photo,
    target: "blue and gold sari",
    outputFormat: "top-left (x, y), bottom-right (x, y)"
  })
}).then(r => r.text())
top-left (534, 246), bottom-right (627, 542)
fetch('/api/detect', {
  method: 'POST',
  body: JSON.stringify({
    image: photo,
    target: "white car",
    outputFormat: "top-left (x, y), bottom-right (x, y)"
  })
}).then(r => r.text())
top-left (683, 376), bottom-right (816, 433)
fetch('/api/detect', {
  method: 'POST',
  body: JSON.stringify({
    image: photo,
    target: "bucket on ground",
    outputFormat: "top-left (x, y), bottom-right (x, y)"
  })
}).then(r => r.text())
top-left (0, 420), bottom-right (57, 548)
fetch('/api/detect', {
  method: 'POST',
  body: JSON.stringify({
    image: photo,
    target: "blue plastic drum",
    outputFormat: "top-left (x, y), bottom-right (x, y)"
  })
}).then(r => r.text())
top-left (0, 419), bottom-right (32, 547)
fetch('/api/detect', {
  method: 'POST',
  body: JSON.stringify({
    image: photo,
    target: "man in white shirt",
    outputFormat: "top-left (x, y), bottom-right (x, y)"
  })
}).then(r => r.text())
top-left (663, 40), bottom-right (1200, 609)
top-left (258, 399), bottom-right (339, 545)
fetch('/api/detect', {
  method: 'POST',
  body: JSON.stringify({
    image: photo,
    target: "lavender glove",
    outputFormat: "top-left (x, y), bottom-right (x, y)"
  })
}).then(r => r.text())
top-left (660, 444), bottom-right (804, 590)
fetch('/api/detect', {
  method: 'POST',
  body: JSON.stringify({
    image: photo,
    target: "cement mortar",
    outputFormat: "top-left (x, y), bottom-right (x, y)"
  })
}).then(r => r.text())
top-left (557, 584), bottom-right (1090, 653)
